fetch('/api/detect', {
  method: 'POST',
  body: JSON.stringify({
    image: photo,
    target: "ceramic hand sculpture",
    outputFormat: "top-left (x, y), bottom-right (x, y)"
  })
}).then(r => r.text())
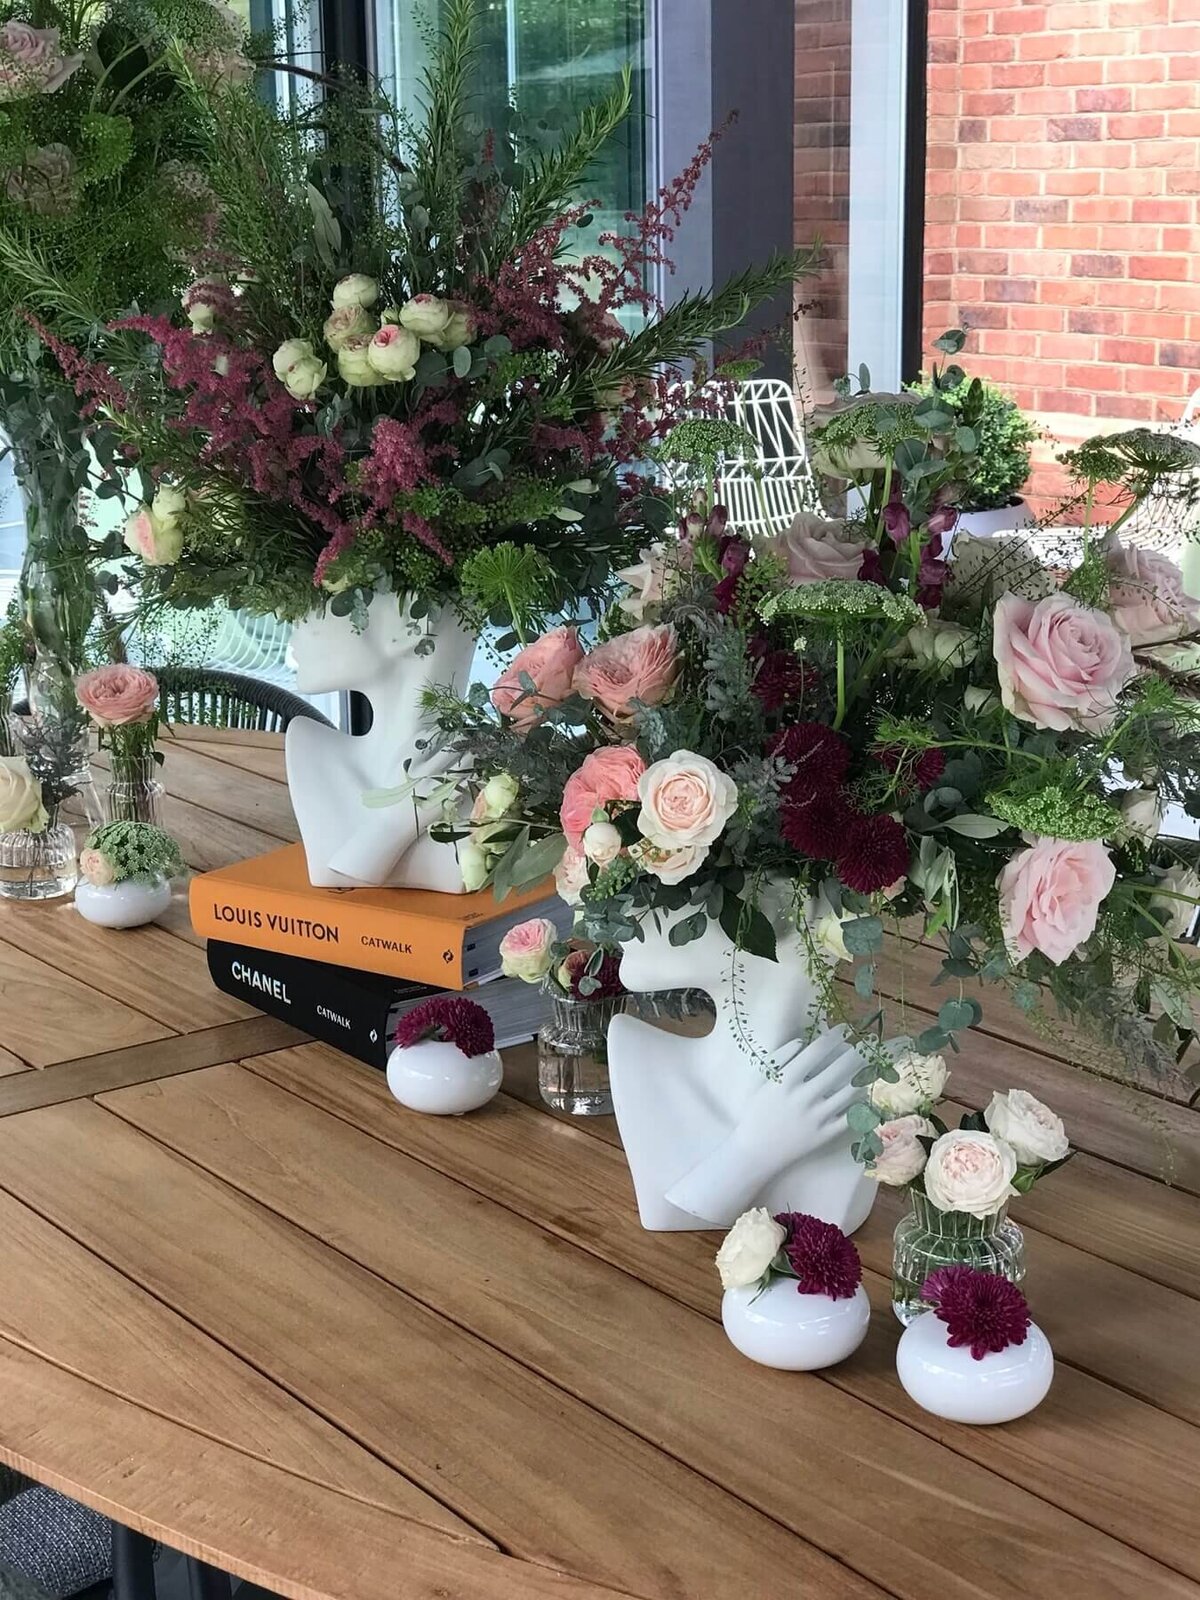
top-left (285, 595), bottom-right (475, 892)
top-left (609, 902), bottom-right (879, 1234)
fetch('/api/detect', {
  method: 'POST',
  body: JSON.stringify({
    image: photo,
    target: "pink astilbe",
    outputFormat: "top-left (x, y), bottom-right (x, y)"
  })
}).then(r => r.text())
top-left (22, 311), bottom-right (129, 415)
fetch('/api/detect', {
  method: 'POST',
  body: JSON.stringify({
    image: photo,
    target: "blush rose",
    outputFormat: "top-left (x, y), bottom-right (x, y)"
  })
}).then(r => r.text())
top-left (992, 591), bottom-right (1135, 733)
top-left (768, 511), bottom-right (870, 584)
top-left (491, 627), bottom-right (585, 731)
top-left (997, 835), bottom-right (1115, 965)
top-left (560, 746), bottom-right (646, 848)
top-left (636, 750), bottom-right (738, 850)
top-left (498, 917), bottom-right (558, 983)
top-left (1107, 541), bottom-right (1200, 648)
top-left (870, 1114), bottom-right (937, 1187)
top-left (75, 666), bottom-right (159, 728)
top-left (923, 1129), bottom-right (1018, 1218)
top-left (572, 623), bottom-right (679, 725)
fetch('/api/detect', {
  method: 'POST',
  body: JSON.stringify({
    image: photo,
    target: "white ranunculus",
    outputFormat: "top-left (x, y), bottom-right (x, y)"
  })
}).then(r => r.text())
top-left (272, 338), bottom-right (315, 382)
top-left (582, 819), bottom-right (623, 866)
top-left (902, 619), bottom-right (978, 670)
top-left (323, 304), bottom-right (373, 352)
top-left (553, 844), bottom-right (589, 907)
top-left (331, 274), bottom-right (378, 311)
top-left (0, 756), bottom-right (47, 833)
top-left (397, 294), bottom-right (452, 340)
top-left (984, 1089), bottom-right (1068, 1167)
top-left (923, 1129), bottom-right (1018, 1217)
top-left (1119, 788), bottom-right (1161, 844)
top-left (870, 1114), bottom-right (936, 1187)
top-left (964, 685), bottom-right (1000, 715)
top-left (636, 750), bottom-right (738, 850)
top-left (366, 325), bottom-right (421, 382)
top-left (458, 839), bottom-right (489, 892)
top-left (715, 1207), bottom-right (787, 1290)
top-left (337, 336), bottom-right (385, 388)
top-left (868, 1049), bottom-right (948, 1116)
top-left (283, 354), bottom-right (327, 401)
top-left (1150, 864), bottom-right (1200, 941)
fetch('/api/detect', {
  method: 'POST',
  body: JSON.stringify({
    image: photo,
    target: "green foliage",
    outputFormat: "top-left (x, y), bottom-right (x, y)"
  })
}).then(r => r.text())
top-left (910, 375), bottom-right (1037, 512)
top-left (84, 820), bottom-right (185, 883)
top-left (985, 781), bottom-right (1116, 842)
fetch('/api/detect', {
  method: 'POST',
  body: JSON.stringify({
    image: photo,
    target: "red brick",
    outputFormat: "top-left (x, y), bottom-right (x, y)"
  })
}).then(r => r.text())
top-left (1042, 224), bottom-right (1100, 248)
top-left (1101, 280), bottom-right (1160, 308)
top-left (956, 250), bottom-right (1011, 273)
top-left (1068, 308), bottom-right (1127, 334)
top-left (1108, 112), bottom-right (1167, 138)
top-left (1161, 341), bottom-right (1200, 368)
top-left (1075, 86), bottom-right (1132, 111)
top-left (960, 197), bottom-right (1014, 221)
top-left (1065, 363), bottom-right (1126, 392)
top-left (1047, 59), bottom-right (1100, 84)
top-left (1045, 1), bottom-right (1107, 25)
top-left (1163, 226), bottom-right (1200, 250)
top-left (1143, 23), bottom-right (1200, 50)
top-left (961, 304), bottom-right (1010, 330)
top-left (1112, 0), bottom-right (1170, 19)
top-left (983, 276), bottom-right (1041, 301)
top-left (992, 64), bottom-right (1048, 87)
top-left (1134, 84), bottom-right (1195, 110)
top-left (1072, 142), bottom-right (1134, 168)
top-left (957, 118), bottom-right (989, 141)
top-left (993, 5), bottom-right (1050, 29)
top-left (1015, 88), bottom-right (1070, 114)
top-left (1071, 253), bottom-right (1126, 277)
top-left (1167, 110), bottom-right (1200, 135)
top-left (1126, 310), bottom-right (1188, 339)
top-left (1021, 34), bottom-right (1076, 60)
top-left (1136, 139), bottom-right (1198, 167)
top-left (987, 171), bottom-right (1043, 195)
top-left (1036, 387), bottom-right (1097, 414)
top-left (1009, 305), bottom-right (1066, 332)
top-left (1014, 196), bottom-right (1071, 222)
top-left (1102, 170), bottom-right (1165, 194)
top-left (1048, 114), bottom-right (1103, 140)
top-left (1037, 333), bottom-right (1093, 359)
top-left (1097, 338), bottom-right (1158, 365)
top-left (1131, 197), bottom-right (1192, 221)
top-left (962, 90), bottom-right (1017, 115)
top-left (963, 37), bottom-right (1016, 62)
top-left (1074, 197), bottom-right (1133, 222)
top-left (1166, 170), bottom-right (1200, 193)
top-left (1044, 170), bottom-right (1102, 194)
top-left (1130, 253), bottom-right (1190, 278)
top-left (1104, 56), bottom-right (1168, 82)
top-left (1042, 278), bottom-right (1100, 305)
top-left (1134, 366), bottom-right (1192, 396)
top-left (988, 116), bottom-right (1049, 142)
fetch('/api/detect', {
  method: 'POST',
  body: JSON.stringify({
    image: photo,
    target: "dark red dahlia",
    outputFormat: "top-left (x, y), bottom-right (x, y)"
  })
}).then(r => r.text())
top-left (835, 812), bottom-right (910, 894)
top-left (393, 996), bottom-right (495, 1058)
top-left (780, 788), bottom-right (850, 860)
top-left (775, 1212), bottom-right (863, 1300)
top-left (751, 649), bottom-right (812, 712)
top-left (873, 744), bottom-right (946, 793)
top-left (768, 722), bottom-right (851, 798)
top-left (921, 1266), bottom-right (1031, 1361)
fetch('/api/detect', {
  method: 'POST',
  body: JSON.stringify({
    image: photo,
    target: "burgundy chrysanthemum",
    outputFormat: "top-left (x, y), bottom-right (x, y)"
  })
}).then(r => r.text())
top-left (921, 1266), bottom-right (1031, 1361)
top-left (751, 649), bottom-right (812, 712)
top-left (768, 722), bottom-right (851, 798)
top-left (873, 744), bottom-right (946, 793)
top-left (774, 1212), bottom-right (862, 1300)
top-left (835, 811), bottom-right (911, 894)
top-left (393, 996), bottom-right (495, 1058)
top-left (780, 788), bottom-right (851, 860)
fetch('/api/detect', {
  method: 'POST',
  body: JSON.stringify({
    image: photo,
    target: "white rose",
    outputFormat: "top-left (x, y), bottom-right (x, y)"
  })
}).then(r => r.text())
top-left (337, 336), bottom-right (385, 388)
top-left (870, 1114), bottom-right (936, 1187)
top-left (122, 506), bottom-right (182, 567)
top-left (478, 772), bottom-right (519, 821)
top-left (0, 757), bottom-right (47, 833)
top-left (498, 917), bottom-right (559, 983)
top-left (923, 1129), bottom-right (1018, 1217)
top-left (1119, 788), bottom-right (1161, 844)
top-left (715, 1207), bottom-right (787, 1290)
top-left (902, 619), bottom-right (978, 669)
top-left (78, 846), bottom-right (116, 887)
top-left (458, 840), bottom-right (489, 892)
top-left (964, 685), bottom-right (1000, 715)
top-left (616, 544), bottom-right (669, 622)
top-left (582, 819), bottom-right (623, 866)
top-left (629, 837), bottom-right (706, 885)
top-left (323, 304), bottom-right (374, 352)
top-left (554, 844), bottom-right (589, 907)
top-left (636, 750), bottom-right (738, 850)
top-left (283, 354), bottom-right (327, 401)
top-left (332, 274), bottom-right (378, 311)
top-left (366, 325), bottom-right (421, 381)
top-left (985, 1089), bottom-right (1068, 1167)
top-left (869, 1049), bottom-right (948, 1116)
top-left (812, 906), bottom-right (855, 964)
top-left (1150, 864), bottom-right (1200, 941)
top-left (397, 294), bottom-right (452, 340)
top-left (151, 483), bottom-right (188, 524)
top-left (427, 306), bottom-right (473, 352)
top-left (272, 337), bottom-right (314, 382)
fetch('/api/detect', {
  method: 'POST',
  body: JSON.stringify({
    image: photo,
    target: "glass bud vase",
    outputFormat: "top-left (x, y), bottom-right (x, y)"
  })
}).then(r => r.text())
top-left (104, 753), bottom-right (164, 826)
top-left (892, 1190), bottom-right (1026, 1325)
top-left (537, 992), bottom-right (628, 1115)
top-left (0, 820), bottom-right (77, 901)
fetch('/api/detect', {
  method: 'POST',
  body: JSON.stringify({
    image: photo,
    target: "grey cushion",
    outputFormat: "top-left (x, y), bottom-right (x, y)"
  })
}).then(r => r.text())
top-left (0, 1488), bottom-right (110, 1599)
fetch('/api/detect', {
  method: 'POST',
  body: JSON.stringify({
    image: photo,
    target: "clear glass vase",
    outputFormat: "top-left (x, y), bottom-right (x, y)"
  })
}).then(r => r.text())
top-left (0, 820), bottom-right (77, 901)
top-left (537, 992), bottom-right (628, 1115)
top-left (104, 753), bottom-right (164, 825)
top-left (892, 1190), bottom-right (1026, 1325)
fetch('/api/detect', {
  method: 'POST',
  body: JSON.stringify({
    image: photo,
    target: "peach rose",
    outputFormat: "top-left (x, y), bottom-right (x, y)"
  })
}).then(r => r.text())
top-left (1107, 541), bottom-right (1200, 648)
top-left (636, 750), bottom-right (738, 850)
top-left (75, 666), bottom-right (159, 728)
top-left (768, 511), bottom-right (870, 584)
top-left (491, 627), bottom-right (585, 731)
top-left (573, 623), bottom-right (679, 724)
top-left (560, 745), bottom-right (646, 848)
top-left (498, 917), bottom-right (558, 983)
top-left (997, 835), bottom-right (1116, 965)
top-left (992, 591), bottom-right (1135, 733)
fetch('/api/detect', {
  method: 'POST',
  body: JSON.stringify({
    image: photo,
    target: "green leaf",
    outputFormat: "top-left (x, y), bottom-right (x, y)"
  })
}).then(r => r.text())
top-left (509, 830), bottom-right (567, 888)
top-left (938, 998), bottom-right (981, 1032)
top-left (719, 897), bottom-right (777, 961)
top-left (1013, 980), bottom-right (1041, 1013)
top-left (669, 911), bottom-right (707, 948)
top-left (846, 1101), bottom-right (882, 1134)
top-left (933, 328), bottom-right (967, 355)
top-left (943, 813), bottom-right (1010, 839)
top-left (452, 344), bottom-right (473, 378)
top-left (306, 183), bottom-right (342, 269)
top-left (841, 915), bottom-right (883, 956)
top-left (915, 1026), bottom-right (950, 1053)
top-left (854, 962), bottom-right (876, 999)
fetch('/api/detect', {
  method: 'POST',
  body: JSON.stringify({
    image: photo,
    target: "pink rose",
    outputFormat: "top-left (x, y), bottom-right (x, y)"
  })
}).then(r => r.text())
top-left (498, 917), bottom-right (558, 983)
top-left (870, 1114), bottom-right (937, 1187)
top-left (79, 847), bottom-right (116, 888)
top-left (75, 666), bottom-right (159, 729)
top-left (1108, 541), bottom-right (1200, 648)
top-left (491, 626), bottom-right (585, 731)
top-left (560, 745), bottom-right (647, 848)
top-left (997, 835), bottom-right (1116, 965)
top-left (769, 511), bottom-right (870, 584)
top-left (923, 1129), bottom-right (1018, 1217)
top-left (992, 591), bottom-right (1135, 733)
top-left (573, 623), bottom-right (679, 725)
top-left (553, 844), bottom-right (590, 906)
top-left (636, 750), bottom-right (738, 849)
top-left (0, 23), bottom-right (82, 99)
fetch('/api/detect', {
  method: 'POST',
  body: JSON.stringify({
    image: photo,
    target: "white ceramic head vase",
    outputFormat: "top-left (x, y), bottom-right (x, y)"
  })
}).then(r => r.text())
top-left (609, 898), bottom-right (879, 1234)
top-left (285, 595), bottom-right (475, 891)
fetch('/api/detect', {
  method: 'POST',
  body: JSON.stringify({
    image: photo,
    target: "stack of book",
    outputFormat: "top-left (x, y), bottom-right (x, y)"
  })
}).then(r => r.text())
top-left (190, 845), bottom-right (573, 1069)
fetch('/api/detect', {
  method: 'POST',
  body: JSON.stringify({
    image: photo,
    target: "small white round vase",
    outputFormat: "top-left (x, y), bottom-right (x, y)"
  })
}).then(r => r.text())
top-left (896, 1310), bottom-right (1054, 1424)
top-left (721, 1278), bottom-right (871, 1371)
top-left (385, 1040), bottom-right (503, 1116)
top-left (75, 876), bottom-right (172, 929)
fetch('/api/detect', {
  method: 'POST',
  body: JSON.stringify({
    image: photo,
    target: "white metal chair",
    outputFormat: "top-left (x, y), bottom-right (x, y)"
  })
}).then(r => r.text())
top-left (717, 379), bottom-right (822, 538)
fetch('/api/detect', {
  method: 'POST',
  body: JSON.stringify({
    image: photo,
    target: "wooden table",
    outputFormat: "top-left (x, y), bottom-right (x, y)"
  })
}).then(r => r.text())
top-left (0, 726), bottom-right (1196, 1600)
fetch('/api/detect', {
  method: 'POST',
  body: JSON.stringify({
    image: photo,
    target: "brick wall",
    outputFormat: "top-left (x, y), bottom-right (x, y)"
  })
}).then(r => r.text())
top-left (924, 0), bottom-right (1200, 512)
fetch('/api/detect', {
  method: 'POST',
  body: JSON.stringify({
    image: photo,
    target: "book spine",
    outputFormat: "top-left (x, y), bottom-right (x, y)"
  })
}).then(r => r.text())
top-left (190, 876), bottom-right (469, 987)
top-left (207, 942), bottom-right (401, 1070)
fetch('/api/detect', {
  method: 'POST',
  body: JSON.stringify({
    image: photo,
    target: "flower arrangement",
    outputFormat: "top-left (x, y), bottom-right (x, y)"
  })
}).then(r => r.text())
top-left (499, 916), bottom-right (624, 1001)
top-left (920, 1265), bottom-right (1032, 1361)
top-left (392, 995), bottom-right (495, 1059)
top-left (32, 0), bottom-right (812, 635)
top-left (78, 820), bottom-right (183, 887)
top-left (429, 332), bottom-right (1200, 1160)
top-left (715, 1206), bottom-right (863, 1299)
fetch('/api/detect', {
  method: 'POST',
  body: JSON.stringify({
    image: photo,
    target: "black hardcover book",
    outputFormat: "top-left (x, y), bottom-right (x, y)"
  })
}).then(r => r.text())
top-left (207, 941), bottom-right (550, 1069)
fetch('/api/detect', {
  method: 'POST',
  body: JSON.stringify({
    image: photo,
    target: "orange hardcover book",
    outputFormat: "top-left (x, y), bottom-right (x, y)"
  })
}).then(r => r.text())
top-left (189, 844), bottom-right (563, 988)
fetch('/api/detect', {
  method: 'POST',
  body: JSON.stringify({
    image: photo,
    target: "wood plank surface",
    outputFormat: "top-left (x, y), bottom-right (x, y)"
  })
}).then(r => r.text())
top-left (181, 741), bottom-right (288, 783)
top-left (0, 1044), bottom-right (28, 1075)
top-left (0, 934), bottom-right (173, 1066)
top-left (0, 1098), bottom-right (877, 1600)
top-left (247, 1044), bottom-right (1200, 1585)
top-left (0, 1185), bottom-right (460, 1530)
top-left (99, 744), bottom-right (298, 843)
top-left (99, 1062), bottom-right (1198, 1600)
top-left (0, 1016), bottom-right (307, 1116)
